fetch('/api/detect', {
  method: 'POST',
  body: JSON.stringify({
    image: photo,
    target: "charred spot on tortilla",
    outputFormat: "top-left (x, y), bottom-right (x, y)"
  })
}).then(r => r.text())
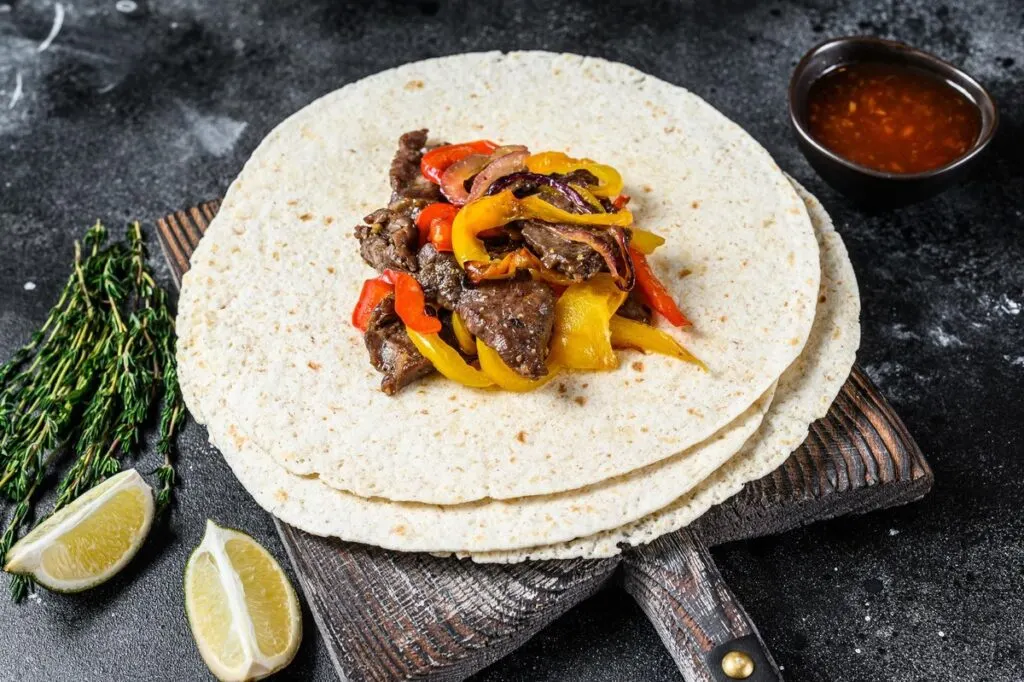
top-left (351, 131), bottom-right (702, 395)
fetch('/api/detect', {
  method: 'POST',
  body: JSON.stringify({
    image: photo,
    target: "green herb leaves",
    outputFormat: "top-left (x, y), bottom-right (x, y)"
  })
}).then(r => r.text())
top-left (0, 222), bottom-right (182, 600)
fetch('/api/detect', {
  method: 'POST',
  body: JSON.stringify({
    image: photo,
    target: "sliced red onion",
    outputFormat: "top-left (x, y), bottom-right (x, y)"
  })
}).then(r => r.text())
top-left (490, 144), bottom-right (529, 156)
top-left (466, 150), bottom-right (529, 204)
top-left (440, 153), bottom-right (491, 205)
top-left (484, 172), bottom-right (595, 214)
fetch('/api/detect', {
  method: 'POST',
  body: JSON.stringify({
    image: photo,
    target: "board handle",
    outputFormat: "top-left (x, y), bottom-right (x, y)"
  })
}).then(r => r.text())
top-left (621, 530), bottom-right (783, 682)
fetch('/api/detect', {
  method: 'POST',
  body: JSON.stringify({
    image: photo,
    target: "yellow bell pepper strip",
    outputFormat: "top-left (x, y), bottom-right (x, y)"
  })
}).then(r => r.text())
top-left (451, 190), bottom-right (523, 266)
top-left (406, 328), bottom-right (494, 388)
top-left (452, 191), bottom-right (634, 268)
top-left (476, 339), bottom-right (559, 392)
top-left (450, 312), bottom-right (477, 356)
top-left (570, 184), bottom-right (606, 212)
top-left (518, 195), bottom-right (632, 227)
top-left (609, 316), bottom-right (707, 371)
top-left (547, 274), bottom-right (627, 371)
top-left (627, 227), bottom-right (665, 254)
top-left (525, 152), bottom-right (624, 198)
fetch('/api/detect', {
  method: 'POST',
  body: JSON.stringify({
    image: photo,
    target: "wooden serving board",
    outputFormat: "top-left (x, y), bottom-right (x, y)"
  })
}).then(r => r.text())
top-left (158, 202), bottom-right (931, 682)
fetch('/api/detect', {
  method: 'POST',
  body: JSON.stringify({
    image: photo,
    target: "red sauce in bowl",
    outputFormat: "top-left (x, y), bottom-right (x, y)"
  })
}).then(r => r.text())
top-left (806, 62), bottom-right (982, 174)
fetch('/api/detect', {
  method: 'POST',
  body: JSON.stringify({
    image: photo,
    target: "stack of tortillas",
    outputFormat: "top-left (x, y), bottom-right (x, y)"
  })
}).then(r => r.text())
top-left (176, 52), bottom-right (860, 561)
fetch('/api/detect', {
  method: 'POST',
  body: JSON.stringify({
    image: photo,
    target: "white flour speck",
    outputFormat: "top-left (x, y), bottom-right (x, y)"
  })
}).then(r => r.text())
top-left (175, 101), bottom-right (247, 157)
top-left (865, 615), bottom-right (872, 622)
top-left (23, 281), bottom-right (35, 290)
top-left (929, 327), bottom-right (964, 348)
top-left (37, 3), bottom-right (66, 53)
top-left (1005, 356), bottom-right (1024, 368)
top-left (855, 648), bottom-right (862, 654)
top-left (997, 294), bottom-right (1021, 316)
top-left (8, 71), bottom-right (22, 109)
top-left (889, 528), bottom-right (899, 536)
top-left (887, 323), bottom-right (919, 341)
top-left (938, 631), bottom-right (946, 638)
top-left (0, 4), bottom-right (12, 12)
top-left (27, 592), bottom-right (42, 603)
top-left (115, 0), bottom-right (138, 13)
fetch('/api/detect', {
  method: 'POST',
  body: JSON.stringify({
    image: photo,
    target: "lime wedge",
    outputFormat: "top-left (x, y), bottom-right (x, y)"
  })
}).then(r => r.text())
top-left (4, 468), bottom-right (155, 592)
top-left (185, 520), bottom-right (301, 682)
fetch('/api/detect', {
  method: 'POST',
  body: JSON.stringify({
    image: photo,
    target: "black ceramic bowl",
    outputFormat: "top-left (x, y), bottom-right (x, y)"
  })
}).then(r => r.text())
top-left (789, 36), bottom-right (999, 206)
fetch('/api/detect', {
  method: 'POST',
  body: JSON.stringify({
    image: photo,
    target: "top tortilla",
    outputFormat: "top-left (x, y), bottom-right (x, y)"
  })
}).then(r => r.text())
top-left (176, 51), bottom-right (820, 504)
top-left (186, 181), bottom-right (854, 557)
top-left (468, 179), bottom-right (860, 560)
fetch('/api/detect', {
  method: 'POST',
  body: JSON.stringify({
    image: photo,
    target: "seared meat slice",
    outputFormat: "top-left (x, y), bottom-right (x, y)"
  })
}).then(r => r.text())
top-left (455, 279), bottom-right (555, 379)
top-left (355, 208), bottom-right (419, 273)
top-left (617, 289), bottom-right (652, 325)
top-left (364, 295), bottom-right (434, 395)
top-left (552, 168), bottom-right (600, 188)
top-left (389, 129), bottom-right (443, 204)
top-left (521, 220), bottom-right (606, 281)
top-left (387, 195), bottom-right (432, 221)
top-left (416, 243), bottom-right (464, 310)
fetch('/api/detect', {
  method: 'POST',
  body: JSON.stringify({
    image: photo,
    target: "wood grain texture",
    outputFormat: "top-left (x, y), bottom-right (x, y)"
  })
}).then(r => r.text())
top-left (278, 526), bottom-right (618, 682)
top-left (691, 366), bottom-right (932, 546)
top-left (621, 531), bottom-right (782, 682)
top-left (158, 201), bottom-right (932, 682)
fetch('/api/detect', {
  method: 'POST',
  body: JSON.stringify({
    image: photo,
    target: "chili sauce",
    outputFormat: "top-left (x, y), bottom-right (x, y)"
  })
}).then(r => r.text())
top-left (806, 62), bottom-right (981, 174)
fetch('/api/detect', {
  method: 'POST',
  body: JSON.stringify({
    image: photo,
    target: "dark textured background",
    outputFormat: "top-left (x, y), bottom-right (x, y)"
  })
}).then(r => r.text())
top-left (1, 1), bottom-right (1022, 680)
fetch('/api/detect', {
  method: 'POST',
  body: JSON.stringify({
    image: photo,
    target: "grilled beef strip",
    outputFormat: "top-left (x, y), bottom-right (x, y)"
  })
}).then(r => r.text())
top-left (364, 294), bottom-right (435, 395)
top-left (361, 132), bottom-right (649, 392)
top-left (389, 129), bottom-right (444, 205)
top-left (617, 289), bottom-right (653, 325)
top-left (355, 208), bottom-right (420, 273)
top-left (520, 220), bottom-right (607, 282)
top-left (455, 279), bottom-right (556, 379)
top-left (416, 243), bottom-right (464, 310)
top-left (552, 168), bottom-right (600, 188)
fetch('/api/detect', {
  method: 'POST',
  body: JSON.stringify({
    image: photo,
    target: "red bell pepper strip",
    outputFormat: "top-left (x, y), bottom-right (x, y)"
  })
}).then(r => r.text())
top-left (415, 202), bottom-right (459, 251)
top-left (629, 248), bottom-right (692, 328)
top-left (429, 219), bottom-right (454, 252)
top-left (612, 194), bottom-right (631, 210)
top-left (388, 270), bottom-right (442, 334)
top-left (351, 276), bottom-right (394, 332)
top-left (420, 141), bottom-right (499, 184)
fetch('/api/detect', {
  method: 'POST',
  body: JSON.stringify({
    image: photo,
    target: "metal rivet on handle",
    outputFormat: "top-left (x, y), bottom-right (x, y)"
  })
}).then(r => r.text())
top-left (721, 650), bottom-right (755, 679)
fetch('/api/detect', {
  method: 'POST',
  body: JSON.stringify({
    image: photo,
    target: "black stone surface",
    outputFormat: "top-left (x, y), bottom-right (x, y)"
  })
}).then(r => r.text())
top-left (1, 1), bottom-right (1021, 680)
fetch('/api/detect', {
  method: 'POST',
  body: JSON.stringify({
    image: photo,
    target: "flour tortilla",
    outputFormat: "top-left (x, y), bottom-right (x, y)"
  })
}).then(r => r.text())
top-left (190, 182), bottom-right (856, 556)
top-left (177, 51), bottom-right (820, 504)
top-left (200, 387), bottom-right (772, 553)
top-left (467, 180), bottom-right (860, 560)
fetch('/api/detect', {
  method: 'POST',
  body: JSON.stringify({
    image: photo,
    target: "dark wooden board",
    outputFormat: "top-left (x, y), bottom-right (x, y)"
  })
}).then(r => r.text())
top-left (621, 531), bottom-right (782, 682)
top-left (158, 201), bottom-right (931, 682)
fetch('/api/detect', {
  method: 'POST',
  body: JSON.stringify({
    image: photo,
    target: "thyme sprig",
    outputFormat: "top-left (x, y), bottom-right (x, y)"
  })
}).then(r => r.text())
top-left (0, 222), bottom-right (182, 600)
